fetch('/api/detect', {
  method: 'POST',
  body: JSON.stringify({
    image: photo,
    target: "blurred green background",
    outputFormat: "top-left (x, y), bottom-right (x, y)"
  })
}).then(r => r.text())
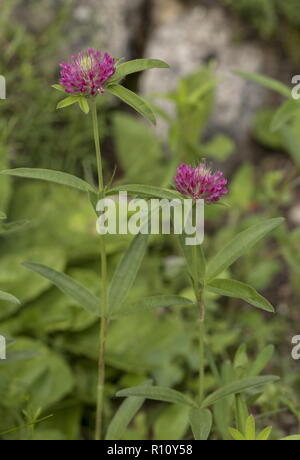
top-left (1, 0), bottom-right (300, 440)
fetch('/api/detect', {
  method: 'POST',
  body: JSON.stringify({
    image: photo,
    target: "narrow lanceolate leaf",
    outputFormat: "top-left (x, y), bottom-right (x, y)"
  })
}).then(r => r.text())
top-left (257, 426), bottom-right (272, 441)
top-left (1, 169), bottom-right (96, 193)
top-left (110, 59), bottom-right (169, 83)
top-left (248, 345), bottom-right (274, 377)
top-left (245, 416), bottom-right (256, 441)
top-left (235, 394), bottom-right (249, 433)
top-left (189, 408), bottom-right (213, 441)
top-left (56, 96), bottom-right (80, 109)
top-left (206, 279), bottom-right (275, 313)
top-left (187, 79), bottom-right (220, 105)
top-left (78, 97), bottom-right (90, 114)
top-left (281, 435), bottom-right (300, 441)
top-left (116, 386), bottom-right (197, 408)
top-left (3, 350), bottom-right (40, 363)
top-left (107, 184), bottom-right (182, 201)
top-left (23, 262), bottom-right (100, 317)
top-left (271, 99), bottom-right (300, 132)
top-left (107, 85), bottom-right (156, 125)
top-left (233, 71), bottom-right (291, 98)
top-left (178, 234), bottom-right (206, 284)
top-left (0, 220), bottom-right (30, 236)
top-left (106, 380), bottom-right (152, 440)
top-left (229, 427), bottom-right (246, 441)
top-left (52, 84), bottom-right (66, 93)
top-left (206, 218), bottom-right (284, 282)
top-left (280, 125), bottom-right (300, 168)
top-left (0, 290), bottom-right (20, 305)
top-left (108, 233), bottom-right (149, 314)
top-left (201, 376), bottom-right (280, 409)
top-left (113, 295), bottom-right (193, 317)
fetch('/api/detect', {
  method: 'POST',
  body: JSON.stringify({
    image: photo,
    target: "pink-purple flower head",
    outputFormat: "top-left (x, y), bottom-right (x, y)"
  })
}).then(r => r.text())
top-left (59, 48), bottom-right (116, 97)
top-left (175, 163), bottom-right (228, 203)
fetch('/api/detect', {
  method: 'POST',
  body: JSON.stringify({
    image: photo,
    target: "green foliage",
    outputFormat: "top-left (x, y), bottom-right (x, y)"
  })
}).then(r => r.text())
top-left (229, 415), bottom-right (273, 441)
top-left (1, 11), bottom-right (299, 438)
top-left (223, 0), bottom-right (278, 38)
top-left (0, 1), bottom-right (105, 173)
top-left (107, 85), bottom-right (156, 125)
top-left (223, 0), bottom-right (300, 64)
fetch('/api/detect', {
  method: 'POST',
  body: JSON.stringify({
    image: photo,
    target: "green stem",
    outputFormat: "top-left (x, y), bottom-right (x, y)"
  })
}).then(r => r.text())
top-left (198, 294), bottom-right (205, 404)
top-left (92, 100), bottom-right (108, 441)
top-left (192, 244), bottom-right (206, 404)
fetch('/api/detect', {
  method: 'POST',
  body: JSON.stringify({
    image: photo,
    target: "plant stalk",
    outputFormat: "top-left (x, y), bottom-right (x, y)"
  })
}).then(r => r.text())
top-left (91, 100), bottom-right (108, 441)
top-left (198, 293), bottom-right (205, 404)
top-left (192, 244), bottom-right (206, 404)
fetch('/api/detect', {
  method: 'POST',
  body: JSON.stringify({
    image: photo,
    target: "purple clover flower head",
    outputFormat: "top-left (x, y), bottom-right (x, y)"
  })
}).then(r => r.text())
top-left (59, 48), bottom-right (116, 96)
top-left (175, 162), bottom-right (228, 203)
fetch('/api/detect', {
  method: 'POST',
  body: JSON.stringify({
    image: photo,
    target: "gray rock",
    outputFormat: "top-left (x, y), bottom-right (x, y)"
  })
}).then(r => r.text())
top-left (71, 0), bottom-right (144, 58)
top-left (18, 0), bottom-right (144, 59)
top-left (140, 3), bottom-right (276, 143)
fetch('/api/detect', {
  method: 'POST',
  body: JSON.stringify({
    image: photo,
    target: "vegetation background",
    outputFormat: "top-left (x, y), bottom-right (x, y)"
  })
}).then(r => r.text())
top-left (1, 0), bottom-right (300, 440)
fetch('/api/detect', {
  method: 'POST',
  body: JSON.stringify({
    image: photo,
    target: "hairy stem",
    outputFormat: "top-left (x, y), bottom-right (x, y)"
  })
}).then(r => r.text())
top-left (92, 100), bottom-right (108, 441)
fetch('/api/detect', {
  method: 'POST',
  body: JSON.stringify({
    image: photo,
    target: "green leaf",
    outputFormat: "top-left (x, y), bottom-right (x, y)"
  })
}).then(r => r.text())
top-left (271, 99), bottom-right (300, 132)
top-left (78, 97), bottom-right (90, 114)
top-left (178, 235), bottom-right (206, 284)
top-left (234, 71), bottom-right (291, 98)
top-left (107, 184), bottom-right (182, 201)
top-left (0, 414), bottom-right (54, 437)
top-left (112, 113), bottom-right (165, 186)
top-left (229, 427), bottom-right (246, 441)
top-left (56, 96), bottom-right (80, 109)
top-left (245, 415), bottom-right (256, 440)
top-left (257, 426), bottom-right (272, 441)
top-left (206, 218), bottom-right (284, 282)
top-left (113, 295), bottom-right (194, 317)
top-left (280, 125), bottom-right (300, 168)
top-left (108, 233), bottom-right (149, 314)
top-left (234, 344), bottom-right (248, 370)
top-left (201, 376), bottom-right (280, 409)
top-left (23, 262), bottom-right (100, 317)
top-left (206, 279), bottom-right (275, 313)
top-left (105, 380), bottom-right (152, 440)
top-left (187, 78), bottom-right (220, 105)
top-left (189, 408), bottom-right (212, 440)
top-left (0, 211), bottom-right (7, 220)
top-left (281, 435), bottom-right (300, 441)
top-left (248, 345), bottom-right (274, 377)
top-left (52, 84), bottom-right (66, 93)
top-left (235, 394), bottom-right (249, 432)
top-left (153, 405), bottom-right (190, 440)
top-left (0, 219), bottom-right (30, 236)
top-left (0, 290), bottom-right (20, 305)
top-left (116, 385), bottom-right (197, 408)
top-left (1, 168), bottom-right (96, 193)
top-left (110, 59), bottom-right (169, 83)
top-left (107, 85), bottom-right (156, 125)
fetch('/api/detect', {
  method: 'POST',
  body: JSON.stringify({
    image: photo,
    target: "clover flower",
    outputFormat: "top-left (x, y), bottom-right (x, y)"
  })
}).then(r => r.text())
top-left (59, 48), bottom-right (115, 96)
top-left (175, 163), bottom-right (228, 203)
